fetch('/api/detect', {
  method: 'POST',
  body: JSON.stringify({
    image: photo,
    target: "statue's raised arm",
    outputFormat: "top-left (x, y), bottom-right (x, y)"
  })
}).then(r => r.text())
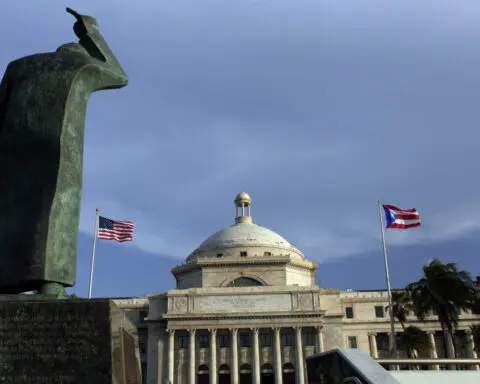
top-left (64, 7), bottom-right (128, 88)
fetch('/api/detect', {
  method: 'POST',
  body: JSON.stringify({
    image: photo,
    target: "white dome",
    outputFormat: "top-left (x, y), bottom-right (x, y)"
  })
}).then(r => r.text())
top-left (198, 222), bottom-right (292, 250)
top-left (186, 192), bottom-right (305, 262)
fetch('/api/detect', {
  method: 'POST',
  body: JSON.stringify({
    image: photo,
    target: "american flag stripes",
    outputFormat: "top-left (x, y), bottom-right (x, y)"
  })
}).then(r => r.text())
top-left (98, 216), bottom-right (135, 242)
top-left (382, 205), bottom-right (421, 229)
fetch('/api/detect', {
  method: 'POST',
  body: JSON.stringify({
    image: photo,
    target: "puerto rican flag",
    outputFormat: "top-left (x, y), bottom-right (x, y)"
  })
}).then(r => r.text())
top-left (383, 205), bottom-right (421, 229)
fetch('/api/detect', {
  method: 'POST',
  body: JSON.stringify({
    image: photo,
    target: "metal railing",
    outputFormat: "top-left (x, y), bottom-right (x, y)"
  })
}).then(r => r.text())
top-left (376, 358), bottom-right (480, 369)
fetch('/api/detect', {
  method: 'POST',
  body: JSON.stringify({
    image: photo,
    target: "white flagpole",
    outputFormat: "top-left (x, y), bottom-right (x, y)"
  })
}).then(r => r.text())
top-left (88, 208), bottom-right (100, 299)
top-left (377, 200), bottom-right (398, 360)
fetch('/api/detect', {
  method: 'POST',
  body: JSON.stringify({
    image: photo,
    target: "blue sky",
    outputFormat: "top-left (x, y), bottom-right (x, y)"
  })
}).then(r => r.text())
top-left (2, 1), bottom-right (479, 297)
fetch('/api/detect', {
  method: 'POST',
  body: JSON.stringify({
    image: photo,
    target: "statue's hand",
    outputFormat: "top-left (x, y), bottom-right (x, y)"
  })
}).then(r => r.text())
top-left (66, 7), bottom-right (99, 38)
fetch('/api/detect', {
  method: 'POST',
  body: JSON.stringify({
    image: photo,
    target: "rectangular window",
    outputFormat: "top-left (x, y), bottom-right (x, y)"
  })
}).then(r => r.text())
top-left (303, 330), bottom-right (316, 346)
top-left (260, 332), bottom-right (272, 347)
top-left (239, 332), bottom-right (251, 347)
top-left (176, 335), bottom-right (188, 349)
top-left (264, 252), bottom-right (272, 256)
top-left (376, 333), bottom-right (389, 351)
top-left (138, 330), bottom-right (148, 354)
top-left (198, 334), bottom-right (209, 348)
top-left (139, 339), bottom-right (147, 354)
top-left (348, 336), bottom-right (358, 349)
top-left (281, 331), bottom-right (293, 347)
top-left (345, 307), bottom-right (354, 319)
top-left (375, 306), bottom-right (385, 318)
top-left (219, 334), bottom-right (229, 348)
top-left (240, 251), bottom-right (248, 257)
top-left (139, 309), bottom-right (148, 322)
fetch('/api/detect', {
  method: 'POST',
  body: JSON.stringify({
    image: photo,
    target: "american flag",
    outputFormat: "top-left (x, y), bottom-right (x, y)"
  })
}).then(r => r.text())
top-left (98, 216), bottom-right (135, 242)
top-left (382, 205), bottom-right (421, 229)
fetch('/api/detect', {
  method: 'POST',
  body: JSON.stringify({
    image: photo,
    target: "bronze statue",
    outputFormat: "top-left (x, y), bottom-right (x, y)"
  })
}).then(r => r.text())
top-left (0, 8), bottom-right (128, 296)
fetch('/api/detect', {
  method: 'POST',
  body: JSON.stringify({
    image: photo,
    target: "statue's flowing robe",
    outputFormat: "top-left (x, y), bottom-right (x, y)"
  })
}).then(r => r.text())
top-left (0, 33), bottom-right (127, 293)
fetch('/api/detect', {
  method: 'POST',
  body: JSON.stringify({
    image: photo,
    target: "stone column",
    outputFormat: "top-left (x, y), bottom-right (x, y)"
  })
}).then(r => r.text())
top-left (210, 329), bottom-right (218, 384)
top-left (189, 329), bottom-right (196, 384)
top-left (150, 325), bottom-right (167, 384)
top-left (295, 327), bottom-right (305, 384)
top-left (427, 331), bottom-right (439, 371)
top-left (252, 328), bottom-right (261, 384)
top-left (368, 333), bottom-right (378, 359)
top-left (168, 329), bottom-right (175, 384)
top-left (315, 326), bottom-right (324, 354)
top-left (273, 328), bottom-right (283, 384)
top-left (230, 328), bottom-right (239, 384)
top-left (444, 330), bottom-right (456, 358)
top-left (465, 330), bottom-right (479, 371)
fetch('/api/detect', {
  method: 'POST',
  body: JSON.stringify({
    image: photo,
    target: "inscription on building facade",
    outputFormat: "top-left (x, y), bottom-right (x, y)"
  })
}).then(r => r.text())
top-left (194, 294), bottom-right (292, 313)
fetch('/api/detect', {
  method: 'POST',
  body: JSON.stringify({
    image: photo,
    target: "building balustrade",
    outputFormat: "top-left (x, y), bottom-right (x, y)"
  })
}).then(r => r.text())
top-left (165, 326), bottom-right (479, 383)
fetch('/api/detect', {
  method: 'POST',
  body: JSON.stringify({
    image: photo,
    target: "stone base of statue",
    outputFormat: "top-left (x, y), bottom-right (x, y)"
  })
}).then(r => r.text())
top-left (0, 298), bottom-right (142, 384)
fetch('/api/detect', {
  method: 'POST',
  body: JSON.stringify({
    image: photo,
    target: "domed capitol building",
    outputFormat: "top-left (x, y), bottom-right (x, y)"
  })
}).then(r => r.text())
top-left (114, 193), bottom-right (479, 384)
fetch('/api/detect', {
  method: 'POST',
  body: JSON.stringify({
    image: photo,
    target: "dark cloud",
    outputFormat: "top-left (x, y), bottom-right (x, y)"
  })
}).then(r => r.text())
top-left (2, 0), bottom-right (480, 263)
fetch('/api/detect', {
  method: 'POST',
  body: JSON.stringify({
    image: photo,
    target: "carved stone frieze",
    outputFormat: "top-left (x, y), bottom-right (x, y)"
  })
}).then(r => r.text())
top-left (174, 297), bottom-right (188, 313)
top-left (298, 293), bottom-right (313, 309)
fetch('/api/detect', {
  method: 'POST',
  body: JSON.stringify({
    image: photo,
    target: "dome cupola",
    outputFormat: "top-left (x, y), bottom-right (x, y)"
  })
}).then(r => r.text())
top-left (234, 192), bottom-right (252, 224)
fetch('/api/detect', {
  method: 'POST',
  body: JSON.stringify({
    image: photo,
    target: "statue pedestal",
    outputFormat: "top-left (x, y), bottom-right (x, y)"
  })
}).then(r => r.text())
top-left (0, 298), bottom-right (142, 384)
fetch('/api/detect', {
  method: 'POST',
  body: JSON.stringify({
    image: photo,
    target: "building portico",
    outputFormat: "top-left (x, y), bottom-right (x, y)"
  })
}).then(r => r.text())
top-left (147, 283), bottom-right (325, 384)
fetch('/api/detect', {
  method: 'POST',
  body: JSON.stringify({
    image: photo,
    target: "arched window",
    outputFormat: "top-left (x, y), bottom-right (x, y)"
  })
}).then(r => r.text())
top-left (226, 277), bottom-right (263, 287)
top-left (218, 364), bottom-right (230, 374)
top-left (198, 365), bottom-right (209, 375)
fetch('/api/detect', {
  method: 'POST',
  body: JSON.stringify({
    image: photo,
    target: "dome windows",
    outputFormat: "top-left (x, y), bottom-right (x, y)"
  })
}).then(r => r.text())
top-left (240, 251), bottom-right (248, 257)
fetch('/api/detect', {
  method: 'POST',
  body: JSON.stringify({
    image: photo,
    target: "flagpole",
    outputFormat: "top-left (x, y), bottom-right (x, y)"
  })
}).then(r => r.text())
top-left (377, 200), bottom-right (398, 360)
top-left (88, 208), bottom-right (100, 299)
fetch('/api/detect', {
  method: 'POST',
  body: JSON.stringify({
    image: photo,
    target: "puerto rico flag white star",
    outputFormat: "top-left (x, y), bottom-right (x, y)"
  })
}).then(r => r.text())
top-left (382, 205), bottom-right (421, 229)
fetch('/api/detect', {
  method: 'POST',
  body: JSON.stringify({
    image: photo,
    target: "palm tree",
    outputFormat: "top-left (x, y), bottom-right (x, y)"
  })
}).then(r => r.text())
top-left (472, 279), bottom-right (480, 315)
top-left (396, 326), bottom-right (432, 358)
top-left (406, 259), bottom-right (476, 358)
top-left (387, 290), bottom-right (415, 330)
top-left (470, 324), bottom-right (480, 356)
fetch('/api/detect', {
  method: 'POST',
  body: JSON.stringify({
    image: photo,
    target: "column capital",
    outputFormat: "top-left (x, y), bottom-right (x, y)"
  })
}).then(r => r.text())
top-left (209, 328), bottom-right (218, 335)
top-left (293, 326), bottom-right (303, 331)
top-left (229, 327), bottom-right (239, 334)
top-left (426, 330), bottom-right (435, 336)
top-left (272, 327), bottom-right (281, 333)
top-left (368, 332), bottom-right (377, 337)
top-left (465, 329), bottom-right (473, 336)
top-left (167, 328), bottom-right (176, 336)
top-left (188, 328), bottom-right (196, 335)
top-left (250, 327), bottom-right (259, 334)
top-left (315, 325), bottom-right (324, 331)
